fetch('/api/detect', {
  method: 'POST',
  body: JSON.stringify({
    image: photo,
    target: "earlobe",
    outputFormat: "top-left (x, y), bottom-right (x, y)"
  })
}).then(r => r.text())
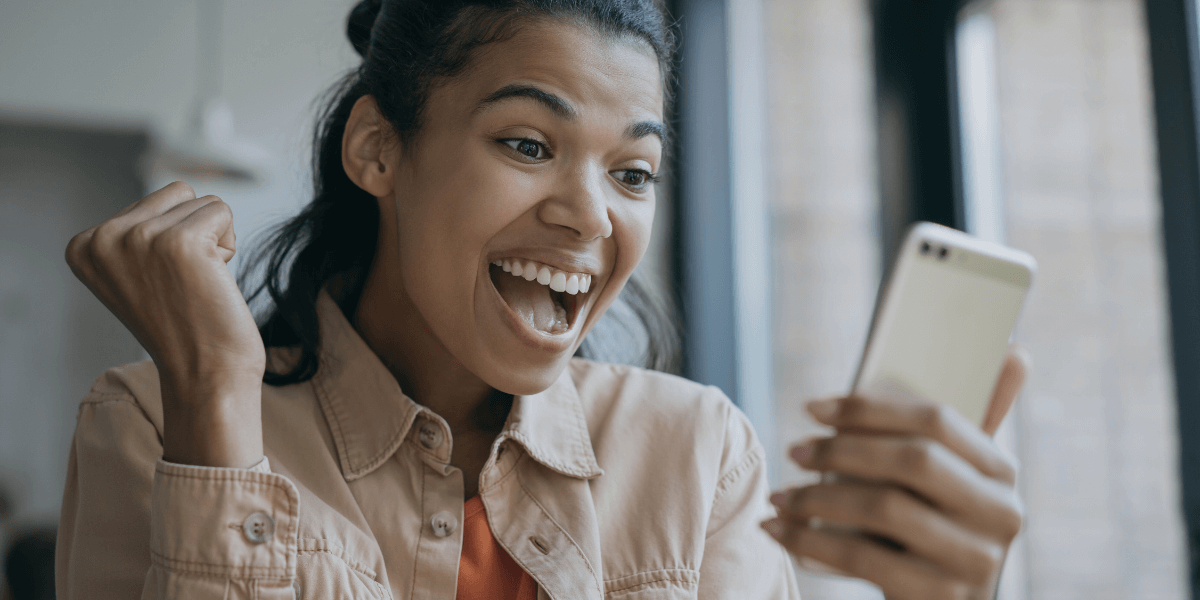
top-left (342, 95), bottom-right (396, 198)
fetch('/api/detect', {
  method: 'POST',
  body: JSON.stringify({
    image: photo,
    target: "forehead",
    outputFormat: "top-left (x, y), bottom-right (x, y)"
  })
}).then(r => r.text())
top-left (439, 18), bottom-right (665, 123)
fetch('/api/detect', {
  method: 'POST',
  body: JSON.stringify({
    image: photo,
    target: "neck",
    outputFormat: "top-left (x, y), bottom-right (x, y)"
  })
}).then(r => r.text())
top-left (350, 252), bottom-right (503, 435)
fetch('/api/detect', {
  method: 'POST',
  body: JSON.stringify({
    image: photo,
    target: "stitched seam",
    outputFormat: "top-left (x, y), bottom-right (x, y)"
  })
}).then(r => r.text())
top-left (355, 398), bottom-right (420, 477)
top-left (156, 468), bottom-right (289, 487)
top-left (505, 430), bottom-right (594, 479)
top-left (602, 568), bottom-right (698, 586)
top-left (297, 538), bottom-right (377, 580)
top-left (515, 465), bottom-right (603, 597)
top-left (713, 444), bottom-right (765, 503)
top-left (150, 550), bottom-right (291, 579)
top-left (566, 381), bottom-right (601, 476)
top-left (603, 569), bottom-right (699, 594)
top-left (291, 549), bottom-right (381, 595)
top-left (478, 447), bottom-right (523, 493)
top-left (155, 464), bottom-right (300, 575)
top-left (79, 392), bottom-right (136, 405)
top-left (407, 460), bottom-right (426, 600)
top-left (77, 393), bottom-right (163, 438)
top-left (312, 372), bottom-right (351, 469)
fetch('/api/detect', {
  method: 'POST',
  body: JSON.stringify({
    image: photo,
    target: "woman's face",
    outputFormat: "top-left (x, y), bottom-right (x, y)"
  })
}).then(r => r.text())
top-left (385, 20), bottom-right (664, 395)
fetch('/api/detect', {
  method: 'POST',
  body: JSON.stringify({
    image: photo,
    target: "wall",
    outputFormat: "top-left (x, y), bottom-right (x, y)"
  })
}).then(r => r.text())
top-left (0, 0), bottom-right (359, 535)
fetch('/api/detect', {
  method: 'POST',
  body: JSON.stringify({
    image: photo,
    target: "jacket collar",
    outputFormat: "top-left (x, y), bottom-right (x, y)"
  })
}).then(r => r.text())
top-left (305, 291), bottom-right (602, 482)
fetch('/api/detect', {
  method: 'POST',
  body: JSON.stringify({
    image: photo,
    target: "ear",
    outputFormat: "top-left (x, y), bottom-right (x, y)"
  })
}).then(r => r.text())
top-left (980, 346), bottom-right (1030, 436)
top-left (343, 95), bottom-right (397, 198)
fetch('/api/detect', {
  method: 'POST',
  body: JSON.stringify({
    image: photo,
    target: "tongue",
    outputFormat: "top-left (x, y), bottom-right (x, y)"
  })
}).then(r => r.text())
top-left (494, 272), bottom-right (566, 333)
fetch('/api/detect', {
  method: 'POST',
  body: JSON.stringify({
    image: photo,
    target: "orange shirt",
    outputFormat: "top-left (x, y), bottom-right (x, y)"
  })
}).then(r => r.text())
top-left (457, 496), bottom-right (537, 600)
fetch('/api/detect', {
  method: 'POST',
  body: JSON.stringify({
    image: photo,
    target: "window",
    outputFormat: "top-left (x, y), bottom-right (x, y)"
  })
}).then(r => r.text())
top-left (956, 1), bottom-right (1188, 596)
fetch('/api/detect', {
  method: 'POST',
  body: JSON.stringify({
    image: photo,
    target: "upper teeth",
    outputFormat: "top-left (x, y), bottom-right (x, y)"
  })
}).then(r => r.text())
top-left (494, 259), bottom-right (591, 295)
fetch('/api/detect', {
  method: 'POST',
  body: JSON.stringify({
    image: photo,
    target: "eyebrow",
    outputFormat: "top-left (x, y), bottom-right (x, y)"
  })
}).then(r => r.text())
top-left (626, 120), bottom-right (666, 143)
top-left (477, 84), bottom-right (577, 120)
top-left (476, 83), bottom-right (666, 143)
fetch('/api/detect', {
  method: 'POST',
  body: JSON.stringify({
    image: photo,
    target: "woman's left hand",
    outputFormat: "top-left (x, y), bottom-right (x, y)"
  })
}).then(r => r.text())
top-left (763, 350), bottom-right (1028, 600)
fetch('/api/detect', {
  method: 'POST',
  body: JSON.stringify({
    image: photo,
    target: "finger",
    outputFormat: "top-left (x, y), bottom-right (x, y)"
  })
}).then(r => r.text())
top-left (981, 347), bottom-right (1029, 435)
top-left (762, 520), bottom-right (973, 600)
top-left (806, 394), bottom-right (1016, 484)
top-left (137, 195), bottom-right (225, 239)
top-left (791, 434), bottom-right (1023, 537)
top-left (772, 483), bottom-right (1007, 586)
top-left (109, 181), bottom-right (198, 223)
top-left (169, 199), bottom-right (237, 262)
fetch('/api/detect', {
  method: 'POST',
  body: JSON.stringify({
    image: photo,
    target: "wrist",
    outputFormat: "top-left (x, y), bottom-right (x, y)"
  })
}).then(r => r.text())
top-left (160, 376), bottom-right (264, 469)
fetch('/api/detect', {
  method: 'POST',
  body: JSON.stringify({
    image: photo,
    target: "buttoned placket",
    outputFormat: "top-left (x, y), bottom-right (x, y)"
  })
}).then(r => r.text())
top-left (407, 410), bottom-right (467, 600)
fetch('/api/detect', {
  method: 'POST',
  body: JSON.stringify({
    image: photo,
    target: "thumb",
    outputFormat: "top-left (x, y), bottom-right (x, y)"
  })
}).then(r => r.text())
top-left (981, 346), bottom-right (1030, 436)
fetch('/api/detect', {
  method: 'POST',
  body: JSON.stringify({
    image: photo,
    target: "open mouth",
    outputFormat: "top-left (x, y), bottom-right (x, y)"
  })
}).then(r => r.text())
top-left (488, 258), bottom-right (592, 336)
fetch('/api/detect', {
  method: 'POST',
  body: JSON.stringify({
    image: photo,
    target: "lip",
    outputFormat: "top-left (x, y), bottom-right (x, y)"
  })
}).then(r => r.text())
top-left (486, 248), bottom-right (602, 277)
top-left (483, 262), bottom-right (590, 353)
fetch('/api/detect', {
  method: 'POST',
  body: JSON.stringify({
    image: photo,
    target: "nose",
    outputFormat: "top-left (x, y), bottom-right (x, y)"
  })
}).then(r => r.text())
top-left (537, 164), bottom-right (613, 241)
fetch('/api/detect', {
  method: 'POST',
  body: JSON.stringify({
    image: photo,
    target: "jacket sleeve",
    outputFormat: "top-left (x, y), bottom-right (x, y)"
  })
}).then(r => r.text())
top-left (697, 401), bottom-right (801, 600)
top-left (56, 389), bottom-right (301, 599)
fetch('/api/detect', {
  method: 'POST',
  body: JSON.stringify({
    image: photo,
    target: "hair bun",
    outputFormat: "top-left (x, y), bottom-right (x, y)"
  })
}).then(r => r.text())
top-left (347, 0), bottom-right (384, 59)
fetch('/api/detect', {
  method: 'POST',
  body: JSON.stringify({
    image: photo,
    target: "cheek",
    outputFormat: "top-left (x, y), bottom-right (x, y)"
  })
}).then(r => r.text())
top-left (613, 197), bottom-right (655, 271)
top-left (391, 148), bottom-right (539, 322)
top-left (578, 197), bottom-right (655, 337)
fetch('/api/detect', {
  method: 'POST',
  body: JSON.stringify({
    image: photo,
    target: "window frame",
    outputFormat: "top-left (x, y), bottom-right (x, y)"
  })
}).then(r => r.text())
top-left (1146, 0), bottom-right (1200, 593)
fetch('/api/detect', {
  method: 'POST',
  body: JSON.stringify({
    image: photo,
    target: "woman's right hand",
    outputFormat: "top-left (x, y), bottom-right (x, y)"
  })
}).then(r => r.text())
top-left (65, 181), bottom-right (265, 468)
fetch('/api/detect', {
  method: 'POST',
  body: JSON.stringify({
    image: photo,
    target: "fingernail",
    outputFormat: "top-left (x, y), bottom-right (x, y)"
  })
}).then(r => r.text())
top-left (761, 518), bottom-right (784, 540)
top-left (790, 440), bottom-right (814, 465)
top-left (807, 398), bottom-right (839, 421)
top-left (769, 492), bottom-right (788, 507)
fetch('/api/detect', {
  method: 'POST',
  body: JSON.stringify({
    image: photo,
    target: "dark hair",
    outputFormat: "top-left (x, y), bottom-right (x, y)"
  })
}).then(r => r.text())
top-left (241, 0), bottom-right (680, 386)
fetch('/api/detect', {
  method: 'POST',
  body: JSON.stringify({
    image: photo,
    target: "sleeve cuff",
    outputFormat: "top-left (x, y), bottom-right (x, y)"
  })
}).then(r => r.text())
top-left (150, 457), bottom-right (299, 580)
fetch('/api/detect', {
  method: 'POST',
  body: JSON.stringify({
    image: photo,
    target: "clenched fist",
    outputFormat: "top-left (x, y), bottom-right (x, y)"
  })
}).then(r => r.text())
top-left (65, 181), bottom-right (265, 468)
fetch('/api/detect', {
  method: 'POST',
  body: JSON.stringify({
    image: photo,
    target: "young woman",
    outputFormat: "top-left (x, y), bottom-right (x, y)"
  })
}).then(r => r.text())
top-left (56, 1), bottom-right (1025, 598)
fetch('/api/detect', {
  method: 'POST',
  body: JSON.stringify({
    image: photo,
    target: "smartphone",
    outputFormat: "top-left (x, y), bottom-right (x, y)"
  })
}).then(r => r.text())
top-left (851, 222), bottom-right (1036, 425)
top-left (796, 223), bottom-right (1035, 577)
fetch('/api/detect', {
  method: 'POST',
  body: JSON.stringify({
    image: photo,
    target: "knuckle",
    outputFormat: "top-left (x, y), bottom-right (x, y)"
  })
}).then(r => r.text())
top-left (164, 180), bottom-right (196, 199)
top-left (127, 221), bottom-right (156, 248)
top-left (918, 404), bottom-right (952, 439)
top-left (788, 488), bottom-right (816, 517)
top-left (866, 488), bottom-right (905, 526)
top-left (999, 495), bottom-right (1025, 540)
top-left (91, 220), bottom-right (121, 248)
top-left (961, 543), bottom-right (1003, 587)
top-left (895, 439), bottom-right (933, 476)
top-left (843, 542), bottom-right (875, 577)
top-left (150, 229), bottom-right (189, 256)
top-left (994, 454), bottom-right (1019, 484)
top-left (922, 580), bottom-right (967, 600)
top-left (813, 437), bottom-right (841, 469)
top-left (839, 395), bottom-right (869, 423)
top-left (64, 232), bottom-right (89, 264)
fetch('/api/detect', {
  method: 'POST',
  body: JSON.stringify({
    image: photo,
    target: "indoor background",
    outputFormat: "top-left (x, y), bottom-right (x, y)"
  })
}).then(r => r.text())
top-left (0, 0), bottom-right (1194, 599)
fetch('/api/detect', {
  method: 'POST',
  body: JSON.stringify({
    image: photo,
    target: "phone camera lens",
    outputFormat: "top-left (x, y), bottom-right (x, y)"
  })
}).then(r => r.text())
top-left (938, 247), bottom-right (949, 260)
top-left (920, 241), bottom-right (932, 255)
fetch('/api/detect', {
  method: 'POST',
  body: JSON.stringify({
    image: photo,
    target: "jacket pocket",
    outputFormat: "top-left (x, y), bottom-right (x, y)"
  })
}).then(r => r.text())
top-left (296, 539), bottom-right (391, 599)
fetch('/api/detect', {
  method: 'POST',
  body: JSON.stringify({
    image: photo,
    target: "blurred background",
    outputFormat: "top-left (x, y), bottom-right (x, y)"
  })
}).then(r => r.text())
top-left (0, 0), bottom-right (1196, 598)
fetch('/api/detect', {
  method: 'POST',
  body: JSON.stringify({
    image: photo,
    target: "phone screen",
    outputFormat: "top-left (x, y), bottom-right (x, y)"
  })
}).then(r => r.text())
top-left (855, 240), bottom-right (1032, 424)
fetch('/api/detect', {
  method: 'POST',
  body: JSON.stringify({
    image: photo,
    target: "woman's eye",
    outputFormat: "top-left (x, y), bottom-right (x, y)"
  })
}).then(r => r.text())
top-left (501, 139), bottom-right (547, 160)
top-left (613, 169), bottom-right (656, 190)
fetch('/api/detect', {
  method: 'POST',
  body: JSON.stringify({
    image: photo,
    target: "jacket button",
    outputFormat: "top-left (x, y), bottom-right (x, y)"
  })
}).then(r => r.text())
top-left (431, 511), bottom-right (458, 538)
top-left (242, 512), bottom-right (275, 544)
top-left (418, 421), bottom-right (444, 450)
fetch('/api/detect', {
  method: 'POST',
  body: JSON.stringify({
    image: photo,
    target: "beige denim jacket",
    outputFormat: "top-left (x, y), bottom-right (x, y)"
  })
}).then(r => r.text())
top-left (56, 292), bottom-right (800, 599)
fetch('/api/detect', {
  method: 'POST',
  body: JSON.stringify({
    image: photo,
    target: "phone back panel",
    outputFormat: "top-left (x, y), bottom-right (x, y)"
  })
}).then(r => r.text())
top-left (854, 223), bottom-right (1035, 425)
